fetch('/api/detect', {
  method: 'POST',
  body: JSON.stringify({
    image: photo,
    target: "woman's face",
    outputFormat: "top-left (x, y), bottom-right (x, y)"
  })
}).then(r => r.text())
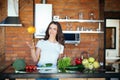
top-left (48, 24), bottom-right (58, 38)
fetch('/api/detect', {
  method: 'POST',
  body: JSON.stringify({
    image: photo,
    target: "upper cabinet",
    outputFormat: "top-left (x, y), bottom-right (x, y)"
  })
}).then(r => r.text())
top-left (34, 4), bottom-right (52, 38)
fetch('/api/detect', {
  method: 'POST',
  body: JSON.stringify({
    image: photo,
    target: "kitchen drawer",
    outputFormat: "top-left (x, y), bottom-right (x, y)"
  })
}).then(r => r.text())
top-left (88, 78), bottom-right (105, 80)
top-left (59, 78), bottom-right (87, 80)
top-left (60, 78), bottom-right (105, 80)
top-left (16, 79), bottom-right (35, 80)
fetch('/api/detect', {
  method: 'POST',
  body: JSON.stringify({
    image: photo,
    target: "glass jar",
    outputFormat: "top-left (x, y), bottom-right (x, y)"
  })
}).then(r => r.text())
top-left (79, 12), bottom-right (83, 20)
top-left (89, 12), bottom-right (94, 20)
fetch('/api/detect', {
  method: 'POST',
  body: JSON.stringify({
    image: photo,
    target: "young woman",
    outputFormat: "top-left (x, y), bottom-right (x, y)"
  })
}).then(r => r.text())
top-left (27, 21), bottom-right (65, 72)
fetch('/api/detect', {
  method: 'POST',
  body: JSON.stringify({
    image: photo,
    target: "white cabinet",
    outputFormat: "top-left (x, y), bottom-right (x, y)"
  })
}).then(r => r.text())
top-left (34, 4), bottom-right (52, 38)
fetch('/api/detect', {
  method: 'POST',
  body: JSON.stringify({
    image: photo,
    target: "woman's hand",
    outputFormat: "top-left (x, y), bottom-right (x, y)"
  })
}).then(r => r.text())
top-left (58, 54), bottom-right (66, 60)
top-left (26, 40), bottom-right (35, 49)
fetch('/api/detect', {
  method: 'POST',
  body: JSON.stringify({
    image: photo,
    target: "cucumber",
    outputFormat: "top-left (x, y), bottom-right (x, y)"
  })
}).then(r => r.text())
top-left (77, 64), bottom-right (85, 72)
top-left (45, 63), bottom-right (53, 67)
top-left (65, 64), bottom-right (85, 71)
top-left (65, 65), bottom-right (79, 71)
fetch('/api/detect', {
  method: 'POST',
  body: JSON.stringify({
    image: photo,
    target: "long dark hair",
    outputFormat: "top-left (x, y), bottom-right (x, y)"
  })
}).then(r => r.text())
top-left (44, 21), bottom-right (65, 46)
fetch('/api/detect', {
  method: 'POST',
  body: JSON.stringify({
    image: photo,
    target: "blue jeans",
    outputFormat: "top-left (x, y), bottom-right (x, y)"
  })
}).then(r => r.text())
top-left (36, 78), bottom-right (59, 80)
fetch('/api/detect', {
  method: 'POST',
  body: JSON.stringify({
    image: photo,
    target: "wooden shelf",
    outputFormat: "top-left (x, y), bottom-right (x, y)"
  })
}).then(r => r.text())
top-left (53, 19), bottom-right (104, 23)
top-left (63, 31), bottom-right (104, 33)
top-left (54, 19), bottom-right (104, 34)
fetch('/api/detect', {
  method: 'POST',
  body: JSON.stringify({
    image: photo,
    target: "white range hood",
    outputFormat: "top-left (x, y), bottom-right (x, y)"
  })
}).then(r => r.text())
top-left (0, 0), bottom-right (22, 26)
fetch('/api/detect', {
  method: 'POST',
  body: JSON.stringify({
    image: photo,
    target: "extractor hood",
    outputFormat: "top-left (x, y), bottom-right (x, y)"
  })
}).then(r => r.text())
top-left (0, 0), bottom-right (22, 26)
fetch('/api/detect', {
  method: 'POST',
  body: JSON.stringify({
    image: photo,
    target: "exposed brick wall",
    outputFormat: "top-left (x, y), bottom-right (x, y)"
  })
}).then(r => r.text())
top-left (0, 28), bottom-right (5, 55)
top-left (105, 0), bottom-right (120, 11)
top-left (2, 0), bottom-right (119, 65)
top-left (2, 0), bottom-right (104, 65)
top-left (47, 0), bottom-right (102, 62)
top-left (0, 27), bottom-right (5, 71)
top-left (5, 0), bottom-right (35, 64)
top-left (0, 0), bottom-right (6, 70)
top-left (48, 0), bottom-right (99, 20)
top-left (0, 0), bottom-right (7, 22)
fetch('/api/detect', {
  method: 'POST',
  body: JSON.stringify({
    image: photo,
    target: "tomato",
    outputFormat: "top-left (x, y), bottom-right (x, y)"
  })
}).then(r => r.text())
top-left (33, 66), bottom-right (37, 70)
top-left (25, 65), bottom-right (37, 72)
top-left (29, 65), bottom-right (32, 70)
top-left (26, 66), bottom-right (29, 70)
top-left (75, 58), bottom-right (82, 65)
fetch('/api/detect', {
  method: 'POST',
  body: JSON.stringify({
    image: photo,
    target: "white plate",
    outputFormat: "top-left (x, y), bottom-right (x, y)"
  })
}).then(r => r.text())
top-left (15, 70), bottom-right (27, 73)
top-left (37, 67), bottom-right (58, 73)
top-left (37, 67), bottom-right (57, 70)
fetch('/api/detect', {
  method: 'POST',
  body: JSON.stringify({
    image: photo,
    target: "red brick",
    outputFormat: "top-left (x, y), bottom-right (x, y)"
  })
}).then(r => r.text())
top-left (0, 0), bottom-right (105, 64)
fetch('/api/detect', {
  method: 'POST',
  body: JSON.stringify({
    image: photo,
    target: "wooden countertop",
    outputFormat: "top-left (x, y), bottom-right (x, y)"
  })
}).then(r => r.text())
top-left (0, 64), bottom-right (120, 80)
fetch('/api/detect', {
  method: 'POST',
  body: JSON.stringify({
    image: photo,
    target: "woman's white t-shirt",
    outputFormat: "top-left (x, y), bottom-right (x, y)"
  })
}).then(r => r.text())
top-left (36, 40), bottom-right (64, 67)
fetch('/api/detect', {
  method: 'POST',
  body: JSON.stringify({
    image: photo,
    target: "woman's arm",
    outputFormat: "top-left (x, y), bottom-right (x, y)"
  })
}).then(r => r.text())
top-left (30, 48), bottom-right (40, 63)
top-left (26, 42), bottom-right (40, 63)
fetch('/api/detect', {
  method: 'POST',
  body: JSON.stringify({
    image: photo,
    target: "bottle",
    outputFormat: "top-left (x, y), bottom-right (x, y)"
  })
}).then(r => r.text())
top-left (89, 12), bottom-right (94, 20)
top-left (76, 26), bottom-right (80, 31)
top-left (79, 12), bottom-right (83, 20)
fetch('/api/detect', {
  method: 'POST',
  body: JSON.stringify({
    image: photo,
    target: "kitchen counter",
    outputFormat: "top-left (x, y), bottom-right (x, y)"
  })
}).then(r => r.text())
top-left (0, 64), bottom-right (120, 80)
top-left (0, 72), bottom-right (120, 80)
